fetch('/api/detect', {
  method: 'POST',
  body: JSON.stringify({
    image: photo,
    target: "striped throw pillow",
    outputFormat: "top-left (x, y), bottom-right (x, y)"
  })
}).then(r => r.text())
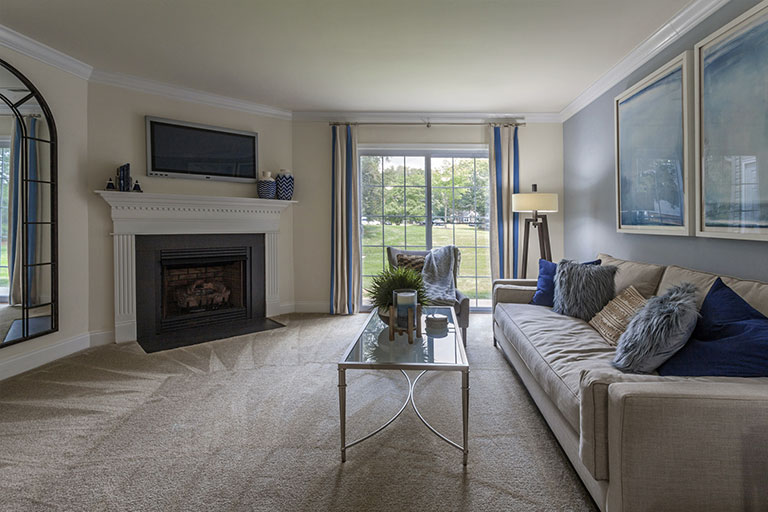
top-left (396, 254), bottom-right (425, 273)
top-left (589, 285), bottom-right (646, 345)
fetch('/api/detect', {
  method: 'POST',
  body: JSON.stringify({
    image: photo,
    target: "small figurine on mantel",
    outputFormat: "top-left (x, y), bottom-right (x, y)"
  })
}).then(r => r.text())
top-left (132, 180), bottom-right (143, 193)
top-left (105, 178), bottom-right (116, 190)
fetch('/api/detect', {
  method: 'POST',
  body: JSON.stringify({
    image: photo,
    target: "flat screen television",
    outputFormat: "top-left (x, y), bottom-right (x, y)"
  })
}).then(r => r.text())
top-left (146, 116), bottom-right (258, 183)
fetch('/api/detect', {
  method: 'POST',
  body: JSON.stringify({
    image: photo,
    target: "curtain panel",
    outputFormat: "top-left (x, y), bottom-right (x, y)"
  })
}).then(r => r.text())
top-left (8, 117), bottom-right (43, 307)
top-left (9, 118), bottom-right (23, 305)
top-left (489, 125), bottom-right (520, 281)
top-left (330, 124), bottom-right (362, 315)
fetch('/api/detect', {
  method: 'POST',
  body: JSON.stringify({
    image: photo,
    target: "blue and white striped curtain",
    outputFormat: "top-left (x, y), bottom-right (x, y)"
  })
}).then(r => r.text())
top-left (8, 118), bottom-right (23, 305)
top-left (330, 124), bottom-right (361, 314)
top-left (8, 117), bottom-right (41, 306)
top-left (489, 125), bottom-right (520, 280)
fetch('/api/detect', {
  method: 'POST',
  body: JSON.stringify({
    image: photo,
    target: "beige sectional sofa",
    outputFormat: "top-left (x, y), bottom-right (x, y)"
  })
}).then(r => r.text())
top-left (492, 254), bottom-right (768, 512)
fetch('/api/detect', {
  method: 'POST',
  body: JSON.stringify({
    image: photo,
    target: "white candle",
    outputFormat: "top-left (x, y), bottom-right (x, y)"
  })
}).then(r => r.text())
top-left (397, 291), bottom-right (416, 305)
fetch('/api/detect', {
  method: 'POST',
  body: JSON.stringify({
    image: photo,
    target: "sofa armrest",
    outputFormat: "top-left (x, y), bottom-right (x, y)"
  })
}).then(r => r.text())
top-left (492, 280), bottom-right (537, 310)
top-left (606, 381), bottom-right (768, 512)
top-left (579, 369), bottom-right (671, 481)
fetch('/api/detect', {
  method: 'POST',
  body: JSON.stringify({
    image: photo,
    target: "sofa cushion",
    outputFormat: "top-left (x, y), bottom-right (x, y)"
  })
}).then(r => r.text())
top-left (659, 278), bottom-right (768, 377)
top-left (532, 259), bottom-right (601, 307)
top-left (657, 265), bottom-right (768, 317)
top-left (598, 253), bottom-right (666, 298)
top-left (589, 285), bottom-right (646, 345)
top-left (396, 253), bottom-right (425, 272)
top-left (553, 260), bottom-right (617, 321)
top-left (494, 303), bottom-right (616, 431)
top-left (613, 283), bottom-right (699, 374)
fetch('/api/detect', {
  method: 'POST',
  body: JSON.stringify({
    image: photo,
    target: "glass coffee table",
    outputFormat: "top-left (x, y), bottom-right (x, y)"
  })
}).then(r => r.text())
top-left (338, 306), bottom-right (469, 465)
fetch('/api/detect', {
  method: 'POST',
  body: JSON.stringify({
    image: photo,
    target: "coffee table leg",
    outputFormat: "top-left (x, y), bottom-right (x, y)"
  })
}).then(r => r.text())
top-left (338, 368), bottom-right (346, 463)
top-left (462, 368), bottom-right (469, 466)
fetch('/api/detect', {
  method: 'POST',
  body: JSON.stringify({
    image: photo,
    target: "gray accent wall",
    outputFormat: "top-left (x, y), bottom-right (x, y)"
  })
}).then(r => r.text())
top-left (563, 0), bottom-right (768, 282)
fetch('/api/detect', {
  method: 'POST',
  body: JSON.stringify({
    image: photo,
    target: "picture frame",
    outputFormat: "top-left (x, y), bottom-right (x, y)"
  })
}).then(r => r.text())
top-left (695, 0), bottom-right (768, 241)
top-left (614, 51), bottom-right (694, 236)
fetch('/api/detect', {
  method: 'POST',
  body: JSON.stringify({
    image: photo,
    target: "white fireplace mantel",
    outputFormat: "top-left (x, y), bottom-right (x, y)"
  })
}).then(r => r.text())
top-left (96, 191), bottom-right (295, 343)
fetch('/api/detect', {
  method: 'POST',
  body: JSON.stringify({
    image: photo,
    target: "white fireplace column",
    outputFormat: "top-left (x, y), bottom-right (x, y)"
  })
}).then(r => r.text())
top-left (97, 191), bottom-right (295, 343)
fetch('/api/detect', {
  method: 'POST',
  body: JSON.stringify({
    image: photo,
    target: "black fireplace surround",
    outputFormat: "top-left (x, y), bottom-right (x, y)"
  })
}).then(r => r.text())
top-left (135, 234), bottom-right (282, 352)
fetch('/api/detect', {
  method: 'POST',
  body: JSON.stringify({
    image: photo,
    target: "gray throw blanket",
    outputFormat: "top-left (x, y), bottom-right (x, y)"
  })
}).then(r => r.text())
top-left (422, 245), bottom-right (457, 306)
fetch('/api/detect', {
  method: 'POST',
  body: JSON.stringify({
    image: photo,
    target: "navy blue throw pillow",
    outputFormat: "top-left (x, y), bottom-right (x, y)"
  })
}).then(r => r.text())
top-left (531, 258), bottom-right (600, 307)
top-left (658, 278), bottom-right (768, 377)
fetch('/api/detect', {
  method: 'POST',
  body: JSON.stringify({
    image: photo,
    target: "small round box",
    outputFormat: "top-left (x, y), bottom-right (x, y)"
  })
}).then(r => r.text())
top-left (425, 313), bottom-right (448, 330)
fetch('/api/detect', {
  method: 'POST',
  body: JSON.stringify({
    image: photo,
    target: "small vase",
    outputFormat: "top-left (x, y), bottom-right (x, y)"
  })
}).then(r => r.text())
top-left (275, 169), bottom-right (294, 200)
top-left (257, 172), bottom-right (277, 199)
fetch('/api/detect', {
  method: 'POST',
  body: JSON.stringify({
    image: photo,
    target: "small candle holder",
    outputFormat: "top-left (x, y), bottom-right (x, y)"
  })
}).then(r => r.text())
top-left (388, 288), bottom-right (422, 344)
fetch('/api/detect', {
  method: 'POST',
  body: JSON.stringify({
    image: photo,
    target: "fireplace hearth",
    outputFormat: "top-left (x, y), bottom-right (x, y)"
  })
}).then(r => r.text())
top-left (135, 234), bottom-right (282, 352)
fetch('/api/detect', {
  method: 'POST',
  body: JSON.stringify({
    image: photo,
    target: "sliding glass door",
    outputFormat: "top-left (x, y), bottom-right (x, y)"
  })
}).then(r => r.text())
top-left (360, 148), bottom-right (491, 308)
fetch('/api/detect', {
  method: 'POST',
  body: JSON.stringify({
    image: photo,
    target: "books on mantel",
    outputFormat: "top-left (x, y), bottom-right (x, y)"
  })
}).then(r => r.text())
top-left (117, 163), bottom-right (131, 192)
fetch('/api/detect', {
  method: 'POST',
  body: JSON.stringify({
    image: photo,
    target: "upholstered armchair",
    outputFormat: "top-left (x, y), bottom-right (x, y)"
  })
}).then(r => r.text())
top-left (386, 247), bottom-right (470, 345)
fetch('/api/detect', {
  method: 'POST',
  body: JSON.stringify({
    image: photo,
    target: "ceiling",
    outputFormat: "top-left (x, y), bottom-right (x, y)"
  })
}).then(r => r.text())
top-left (0, 0), bottom-right (694, 114)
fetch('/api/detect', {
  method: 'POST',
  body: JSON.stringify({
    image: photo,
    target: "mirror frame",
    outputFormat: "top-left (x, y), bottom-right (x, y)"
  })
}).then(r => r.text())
top-left (0, 57), bottom-right (58, 347)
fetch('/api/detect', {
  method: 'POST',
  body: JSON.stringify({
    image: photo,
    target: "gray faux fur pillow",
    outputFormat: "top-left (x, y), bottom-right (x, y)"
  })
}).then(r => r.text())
top-left (553, 260), bottom-right (617, 321)
top-left (613, 282), bottom-right (699, 374)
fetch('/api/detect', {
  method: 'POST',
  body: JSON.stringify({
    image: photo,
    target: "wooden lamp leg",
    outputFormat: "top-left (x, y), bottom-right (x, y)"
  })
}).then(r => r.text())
top-left (539, 215), bottom-right (552, 262)
top-left (521, 217), bottom-right (533, 279)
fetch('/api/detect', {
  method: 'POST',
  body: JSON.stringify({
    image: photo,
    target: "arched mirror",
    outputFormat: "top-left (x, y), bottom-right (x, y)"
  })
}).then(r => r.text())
top-left (0, 58), bottom-right (58, 346)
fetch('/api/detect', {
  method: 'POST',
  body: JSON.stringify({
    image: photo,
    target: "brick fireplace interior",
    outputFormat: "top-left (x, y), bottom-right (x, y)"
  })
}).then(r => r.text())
top-left (135, 234), bottom-right (282, 352)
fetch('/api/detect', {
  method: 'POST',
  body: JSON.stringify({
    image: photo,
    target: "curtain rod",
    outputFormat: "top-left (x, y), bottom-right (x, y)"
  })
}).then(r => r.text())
top-left (328, 121), bottom-right (525, 127)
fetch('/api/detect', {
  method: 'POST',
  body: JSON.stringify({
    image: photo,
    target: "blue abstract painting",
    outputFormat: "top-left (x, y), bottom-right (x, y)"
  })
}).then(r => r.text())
top-left (618, 67), bottom-right (685, 227)
top-left (701, 9), bottom-right (768, 230)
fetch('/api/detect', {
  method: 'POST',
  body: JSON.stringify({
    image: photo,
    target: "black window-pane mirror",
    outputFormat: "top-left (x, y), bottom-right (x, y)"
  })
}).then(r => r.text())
top-left (0, 58), bottom-right (58, 346)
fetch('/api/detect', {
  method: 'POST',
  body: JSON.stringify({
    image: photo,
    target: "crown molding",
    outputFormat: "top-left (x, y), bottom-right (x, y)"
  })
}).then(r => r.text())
top-left (292, 111), bottom-right (562, 124)
top-left (0, 24), bottom-right (93, 80)
top-left (90, 70), bottom-right (293, 120)
top-left (559, 0), bottom-right (730, 121)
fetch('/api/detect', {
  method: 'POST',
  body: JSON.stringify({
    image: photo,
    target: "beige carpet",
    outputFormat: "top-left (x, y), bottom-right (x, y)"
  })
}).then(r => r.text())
top-left (0, 313), bottom-right (596, 512)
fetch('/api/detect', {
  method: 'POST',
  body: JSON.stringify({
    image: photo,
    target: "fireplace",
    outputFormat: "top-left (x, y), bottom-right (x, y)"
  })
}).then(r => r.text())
top-left (135, 234), bottom-right (282, 352)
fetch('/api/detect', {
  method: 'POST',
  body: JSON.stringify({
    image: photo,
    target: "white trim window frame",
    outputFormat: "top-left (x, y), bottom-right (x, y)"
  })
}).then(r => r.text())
top-left (359, 144), bottom-right (492, 310)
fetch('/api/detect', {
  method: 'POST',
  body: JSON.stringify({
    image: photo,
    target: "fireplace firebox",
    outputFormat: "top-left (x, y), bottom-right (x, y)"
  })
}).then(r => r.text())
top-left (135, 234), bottom-right (282, 352)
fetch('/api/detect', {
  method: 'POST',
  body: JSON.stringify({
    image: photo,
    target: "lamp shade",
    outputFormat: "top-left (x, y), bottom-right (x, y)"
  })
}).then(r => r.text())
top-left (512, 192), bottom-right (558, 213)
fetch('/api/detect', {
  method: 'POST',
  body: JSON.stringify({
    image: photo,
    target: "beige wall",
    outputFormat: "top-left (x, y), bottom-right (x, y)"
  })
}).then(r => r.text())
top-left (518, 123), bottom-right (564, 277)
top-left (86, 82), bottom-right (295, 332)
top-left (0, 46), bottom-right (90, 363)
top-left (292, 122), bottom-right (564, 310)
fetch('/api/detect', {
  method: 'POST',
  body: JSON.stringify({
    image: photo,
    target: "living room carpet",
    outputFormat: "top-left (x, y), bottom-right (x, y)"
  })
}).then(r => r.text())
top-left (0, 313), bottom-right (596, 511)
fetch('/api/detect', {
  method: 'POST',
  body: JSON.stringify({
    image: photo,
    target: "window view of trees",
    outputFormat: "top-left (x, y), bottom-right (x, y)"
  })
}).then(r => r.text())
top-left (361, 152), bottom-right (491, 307)
top-left (0, 145), bottom-right (10, 297)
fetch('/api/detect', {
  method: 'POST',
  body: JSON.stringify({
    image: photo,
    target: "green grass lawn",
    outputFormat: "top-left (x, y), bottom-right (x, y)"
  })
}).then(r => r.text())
top-left (362, 222), bottom-right (492, 302)
top-left (0, 243), bottom-right (7, 288)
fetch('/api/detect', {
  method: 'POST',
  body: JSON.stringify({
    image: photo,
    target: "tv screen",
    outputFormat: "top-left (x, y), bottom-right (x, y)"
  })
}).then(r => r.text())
top-left (146, 117), bottom-right (258, 182)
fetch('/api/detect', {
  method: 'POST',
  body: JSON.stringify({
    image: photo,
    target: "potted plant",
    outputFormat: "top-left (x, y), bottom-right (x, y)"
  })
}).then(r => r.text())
top-left (366, 267), bottom-right (430, 322)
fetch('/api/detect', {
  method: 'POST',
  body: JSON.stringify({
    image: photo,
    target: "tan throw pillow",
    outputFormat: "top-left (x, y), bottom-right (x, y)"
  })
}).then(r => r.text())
top-left (589, 285), bottom-right (647, 345)
top-left (396, 254), bottom-right (425, 273)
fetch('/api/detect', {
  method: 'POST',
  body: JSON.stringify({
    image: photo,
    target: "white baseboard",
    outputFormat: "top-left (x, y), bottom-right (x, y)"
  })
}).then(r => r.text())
top-left (0, 329), bottom-right (114, 381)
top-left (293, 301), bottom-right (330, 313)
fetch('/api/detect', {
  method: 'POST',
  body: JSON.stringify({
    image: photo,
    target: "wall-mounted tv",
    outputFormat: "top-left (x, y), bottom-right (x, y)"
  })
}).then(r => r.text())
top-left (146, 116), bottom-right (258, 183)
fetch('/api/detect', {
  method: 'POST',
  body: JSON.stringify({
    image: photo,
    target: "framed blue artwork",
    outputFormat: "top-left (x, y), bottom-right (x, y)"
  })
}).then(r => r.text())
top-left (696, 0), bottom-right (768, 241)
top-left (615, 52), bottom-right (694, 236)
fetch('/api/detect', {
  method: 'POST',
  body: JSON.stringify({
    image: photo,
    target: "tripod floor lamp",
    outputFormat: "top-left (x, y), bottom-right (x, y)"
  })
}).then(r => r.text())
top-left (512, 184), bottom-right (558, 279)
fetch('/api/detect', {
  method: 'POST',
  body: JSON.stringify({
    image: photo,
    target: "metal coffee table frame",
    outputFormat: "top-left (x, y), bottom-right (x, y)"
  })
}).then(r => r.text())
top-left (337, 307), bottom-right (469, 465)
